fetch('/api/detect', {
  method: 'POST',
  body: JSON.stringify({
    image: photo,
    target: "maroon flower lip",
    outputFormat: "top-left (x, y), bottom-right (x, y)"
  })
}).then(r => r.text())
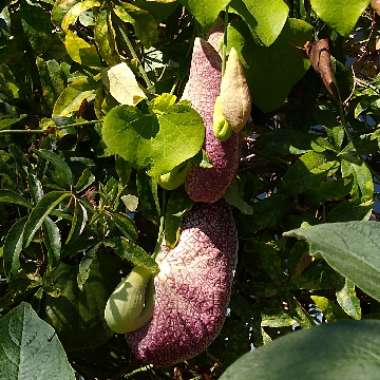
top-left (183, 37), bottom-right (240, 204)
top-left (126, 202), bottom-right (238, 366)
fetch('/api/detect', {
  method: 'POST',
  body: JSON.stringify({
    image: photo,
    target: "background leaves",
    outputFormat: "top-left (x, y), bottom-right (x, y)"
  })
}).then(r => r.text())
top-left (0, 0), bottom-right (380, 379)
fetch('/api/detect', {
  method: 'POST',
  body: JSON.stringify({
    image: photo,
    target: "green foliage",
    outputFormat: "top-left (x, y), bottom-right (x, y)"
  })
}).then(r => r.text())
top-left (231, 0), bottom-right (289, 46)
top-left (102, 95), bottom-right (205, 177)
top-left (227, 18), bottom-right (313, 111)
top-left (181, 0), bottom-right (231, 30)
top-left (310, 0), bottom-right (370, 36)
top-left (220, 320), bottom-right (380, 380)
top-left (284, 222), bottom-right (380, 303)
top-left (23, 191), bottom-right (71, 247)
top-left (0, 302), bottom-right (75, 380)
top-left (43, 252), bottom-right (123, 351)
top-left (0, 0), bottom-right (380, 379)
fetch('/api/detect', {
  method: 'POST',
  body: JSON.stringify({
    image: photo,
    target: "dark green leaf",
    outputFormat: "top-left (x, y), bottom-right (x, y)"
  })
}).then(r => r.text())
top-left (284, 222), bottom-right (380, 303)
top-left (20, 2), bottom-right (59, 55)
top-left (75, 168), bottom-right (95, 192)
top-left (112, 212), bottom-right (138, 241)
top-left (224, 179), bottom-right (253, 215)
top-left (164, 190), bottom-right (192, 247)
top-left (36, 58), bottom-right (66, 113)
top-left (282, 151), bottom-right (340, 196)
top-left (113, 2), bottom-right (159, 47)
top-left (3, 217), bottom-right (27, 281)
top-left (136, 171), bottom-right (158, 222)
top-left (28, 174), bottom-right (44, 203)
top-left (113, 237), bottom-right (159, 274)
top-left (227, 18), bottom-right (313, 112)
top-left (77, 245), bottom-right (97, 290)
top-left (23, 191), bottom-right (72, 247)
top-left (38, 149), bottom-right (73, 188)
top-left (65, 199), bottom-right (87, 244)
top-left (0, 190), bottom-right (31, 208)
top-left (43, 217), bottom-right (61, 267)
top-left (0, 302), bottom-right (75, 380)
top-left (220, 320), bottom-right (380, 380)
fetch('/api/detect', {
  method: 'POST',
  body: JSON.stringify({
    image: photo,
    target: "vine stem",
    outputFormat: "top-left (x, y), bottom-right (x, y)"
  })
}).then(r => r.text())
top-left (0, 129), bottom-right (47, 134)
top-left (337, 93), bottom-right (354, 147)
top-left (116, 20), bottom-right (154, 91)
top-left (0, 120), bottom-right (101, 135)
top-left (152, 214), bottom-right (165, 260)
top-left (58, 120), bottom-right (101, 128)
top-left (152, 190), bottom-right (167, 260)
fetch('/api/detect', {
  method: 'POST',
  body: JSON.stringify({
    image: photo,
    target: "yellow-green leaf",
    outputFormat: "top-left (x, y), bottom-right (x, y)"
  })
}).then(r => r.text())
top-left (64, 31), bottom-right (101, 67)
top-left (61, 0), bottom-right (100, 32)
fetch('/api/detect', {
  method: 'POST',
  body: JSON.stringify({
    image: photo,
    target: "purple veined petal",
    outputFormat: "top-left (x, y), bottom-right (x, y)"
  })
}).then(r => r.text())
top-left (127, 202), bottom-right (238, 366)
top-left (183, 37), bottom-right (240, 204)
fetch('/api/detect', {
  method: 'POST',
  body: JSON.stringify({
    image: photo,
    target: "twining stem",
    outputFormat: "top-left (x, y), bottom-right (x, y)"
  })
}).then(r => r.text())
top-left (116, 20), bottom-right (154, 91)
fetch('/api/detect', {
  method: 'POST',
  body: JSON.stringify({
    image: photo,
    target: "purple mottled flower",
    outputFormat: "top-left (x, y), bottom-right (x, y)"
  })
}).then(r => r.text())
top-left (183, 37), bottom-right (240, 204)
top-left (127, 202), bottom-right (238, 365)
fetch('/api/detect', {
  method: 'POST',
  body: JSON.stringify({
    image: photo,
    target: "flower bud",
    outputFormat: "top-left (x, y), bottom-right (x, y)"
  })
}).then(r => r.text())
top-left (219, 48), bottom-right (252, 133)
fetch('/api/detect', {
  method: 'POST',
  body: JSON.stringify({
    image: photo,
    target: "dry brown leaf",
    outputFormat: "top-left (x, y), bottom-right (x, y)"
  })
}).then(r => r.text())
top-left (305, 39), bottom-right (338, 98)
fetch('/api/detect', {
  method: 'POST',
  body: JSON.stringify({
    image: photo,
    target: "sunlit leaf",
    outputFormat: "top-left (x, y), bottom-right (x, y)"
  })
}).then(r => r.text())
top-left (221, 320), bottom-right (380, 380)
top-left (64, 31), bottom-right (101, 67)
top-left (53, 76), bottom-right (96, 117)
top-left (181, 0), bottom-right (231, 30)
top-left (94, 8), bottom-right (119, 66)
top-left (107, 62), bottom-right (147, 105)
top-left (310, 0), bottom-right (370, 36)
top-left (61, 0), bottom-right (100, 32)
top-left (231, 0), bottom-right (289, 46)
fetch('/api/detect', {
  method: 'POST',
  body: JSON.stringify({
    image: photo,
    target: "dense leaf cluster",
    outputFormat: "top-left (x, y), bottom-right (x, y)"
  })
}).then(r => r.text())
top-left (0, 0), bottom-right (380, 379)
